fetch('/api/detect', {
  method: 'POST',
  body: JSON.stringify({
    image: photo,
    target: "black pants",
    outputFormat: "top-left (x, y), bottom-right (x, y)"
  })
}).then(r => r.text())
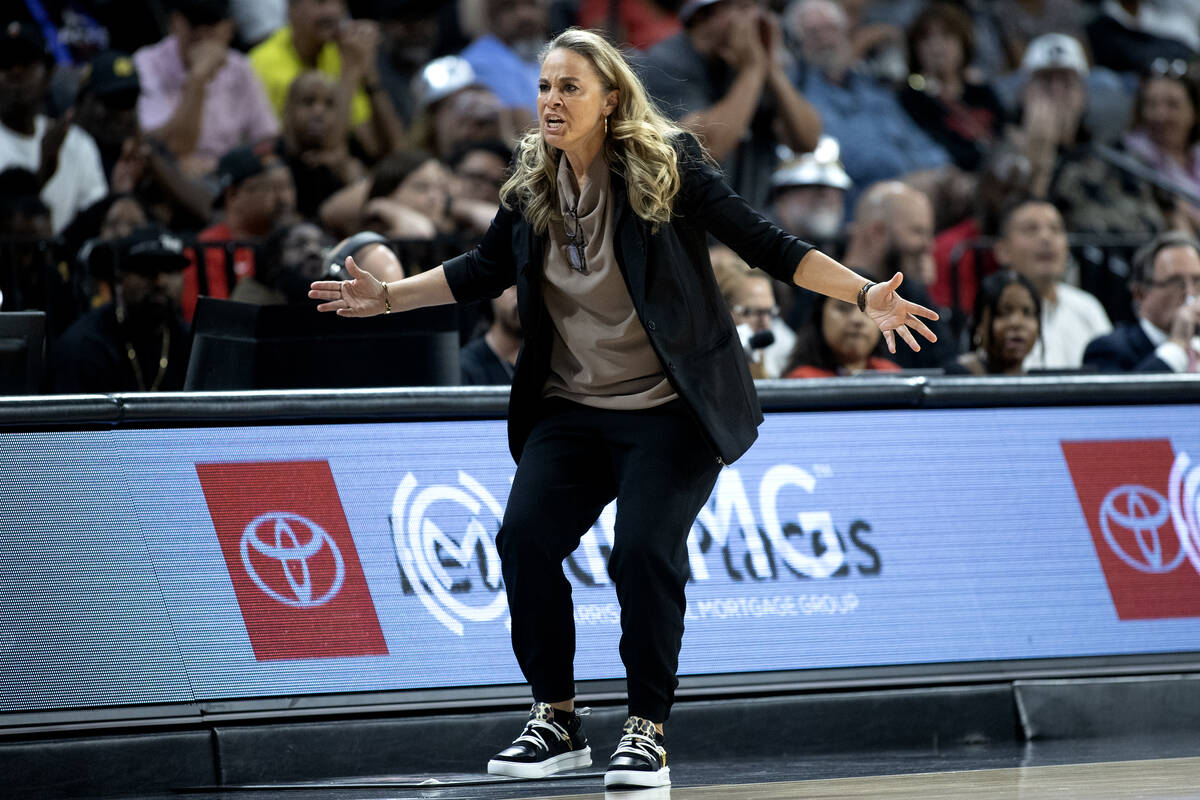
top-left (496, 398), bottom-right (722, 723)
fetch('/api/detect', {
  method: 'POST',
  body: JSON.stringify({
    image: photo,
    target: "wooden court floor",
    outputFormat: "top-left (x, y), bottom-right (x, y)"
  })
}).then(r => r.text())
top-left (530, 757), bottom-right (1200, 800)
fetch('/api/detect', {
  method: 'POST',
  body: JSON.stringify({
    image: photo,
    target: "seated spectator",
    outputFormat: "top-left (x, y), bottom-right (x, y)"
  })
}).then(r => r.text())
top-left (993, 198), bottom-right (1112, 369)
top-left (71, 48), bottom-right (221, 233)
top-left (53, 225), bottom-right (192, 392)
top-left (1123, 63), bottom-right (1200, 231)
top-left (280, 71), bottom-right (364, 219)
top-left (930, 146), bottom-right (1032, 315)
top-left (360, 151), bottom-right (452, 238)
top-left (0, 23), bottom-right (107, 234)
top-left (1014, 33), bottom-right (1172, 235)
top-left (250, 0), bottom-right (404, 161)
top-left (134, 0), bottom-right (279, 177)
top-left (899, 2), bottom-right (1005, 172)
top-left (769, 136), bottom-right (852, 247)
top-left (323, 149), bottom-right (494, 239)
top-left (73, 51), bottom-right (141, 178)
top-left (1086, 0), bottom-right (1197, 76)
top-left (408, 56), bottom-right (509, 160)
top-left (839, 180), bottom-right (955, 368)
top-left (231, 221), bottom-right (332, 304)
top-left (447, 138), bottom-right (512, 206)
top-left (1084, 232), bottom-right (1200, 372)
top-left (788, 0), bottom-right (949, 216)
top-left (374, 0), bottom-right (441, 125)
top-left (783, 287), bottom-right (902, 378)
top-left (64, 192), bottom-right (152, 308)
top-left (726, 269), bottom-right (797, 379)
top-left (948, 269), bottom-right (1041, 375)
top-left (640, 0), bottom-right (821, 213)
top-left (461, 285), bottom-right (521, 384)
top-left (459, 0), bottom-right (545, 121)
top-left (188, 141), bottom-right (298, 319)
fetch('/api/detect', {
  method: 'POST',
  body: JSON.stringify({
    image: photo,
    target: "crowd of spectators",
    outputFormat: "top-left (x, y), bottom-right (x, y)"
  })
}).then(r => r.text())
top-left (1, 0), bottom-right (1199, 394)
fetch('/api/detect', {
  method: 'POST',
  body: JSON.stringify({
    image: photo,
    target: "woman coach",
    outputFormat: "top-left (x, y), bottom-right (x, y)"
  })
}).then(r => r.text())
top-left (310, 27), bottom-right (937, 790)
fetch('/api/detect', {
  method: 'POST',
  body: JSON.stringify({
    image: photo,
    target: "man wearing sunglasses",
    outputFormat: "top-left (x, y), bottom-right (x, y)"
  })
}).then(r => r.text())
top-left (1084, 232), bottom-right (1200, 373)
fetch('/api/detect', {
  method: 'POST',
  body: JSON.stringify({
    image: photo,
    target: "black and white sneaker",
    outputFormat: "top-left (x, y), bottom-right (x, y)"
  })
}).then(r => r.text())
top-left (604, 716), bottom-right (670, 788)
top-left (487, 702), bottom-right (592, 778)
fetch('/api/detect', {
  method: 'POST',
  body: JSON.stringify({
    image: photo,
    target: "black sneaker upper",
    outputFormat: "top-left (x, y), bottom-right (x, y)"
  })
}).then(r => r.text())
top-left (607, 715), bottom-right (666, 773)
top-left (492, 702), bottom-right (588, 764)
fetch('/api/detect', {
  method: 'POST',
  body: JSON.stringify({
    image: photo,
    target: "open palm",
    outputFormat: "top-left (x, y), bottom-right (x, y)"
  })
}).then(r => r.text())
top-left (308, 256), bottom-right (386, 317)
top-left (864, 272), bottom-right (939, 354)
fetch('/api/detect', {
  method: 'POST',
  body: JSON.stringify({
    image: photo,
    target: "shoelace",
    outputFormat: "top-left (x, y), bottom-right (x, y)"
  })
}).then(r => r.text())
top-left (515, 718), bottom-right (569, 752)
top-left (613, 731), bottom-right (662, 760)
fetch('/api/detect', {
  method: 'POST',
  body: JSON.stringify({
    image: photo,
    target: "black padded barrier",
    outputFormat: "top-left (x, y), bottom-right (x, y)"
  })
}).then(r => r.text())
top-left (1, 374), bottom-right (1197, 430)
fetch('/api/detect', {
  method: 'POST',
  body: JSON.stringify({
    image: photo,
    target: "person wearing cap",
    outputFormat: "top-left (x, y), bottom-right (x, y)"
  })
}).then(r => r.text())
top-left (249, 0), bottom-right (404, 161)
top-left (770, 136), bottom-right (851, 245)
top-left (0, 21), bottom-right (108, 234)
top-left (311, 29), bottom-right (936, 788)
top-left (638, 0), bottom-right (821, 214)
top-left (186, 141), bottom-right (298, 320)
top-left (73, 51), bottom-right (141, 176)
top-left (53, 225), bottom-right (192, 392)
top-left (133, 0), bottom-right (279, 176)
top-left (1017, 32), bottom-right (1173, 236)
top-left (408, 56), bottom-right (510, 159)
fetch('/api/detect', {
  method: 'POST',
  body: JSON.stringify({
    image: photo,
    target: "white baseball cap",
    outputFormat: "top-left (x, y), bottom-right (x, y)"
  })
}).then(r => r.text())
top-left (1021, 33), bottom-right (1089, 77)
top-left (415, 56), bottom-right (479, 110)
top-left (771, 137), bottom-right (852, 191)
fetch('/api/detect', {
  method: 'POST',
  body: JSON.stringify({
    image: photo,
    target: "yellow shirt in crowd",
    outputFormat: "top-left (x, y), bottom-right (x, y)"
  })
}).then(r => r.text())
top-left (249, 26), bottom-right (371, 127)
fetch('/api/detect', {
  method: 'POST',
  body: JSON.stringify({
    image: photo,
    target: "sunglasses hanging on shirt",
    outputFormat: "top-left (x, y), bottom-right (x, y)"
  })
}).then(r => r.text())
top-left (563, 205), bottom-right (589, 275)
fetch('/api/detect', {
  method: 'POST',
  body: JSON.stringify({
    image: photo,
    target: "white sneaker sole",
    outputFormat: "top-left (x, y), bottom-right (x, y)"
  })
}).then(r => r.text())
top-left (604, 765), bottom-right (671, 788)
top-left (487, 747), bottom-right (592, 778)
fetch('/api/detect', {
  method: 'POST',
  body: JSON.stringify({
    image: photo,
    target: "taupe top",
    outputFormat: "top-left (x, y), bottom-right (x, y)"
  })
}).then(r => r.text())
top-left (541, 152), bottom-right (676, 409)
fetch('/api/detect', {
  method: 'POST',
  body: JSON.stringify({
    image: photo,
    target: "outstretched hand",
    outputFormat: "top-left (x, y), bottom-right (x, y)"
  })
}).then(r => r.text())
top-left (308, 256), bottom-right (387, 317)
top-left (864, 272), bottom-right (939, 354)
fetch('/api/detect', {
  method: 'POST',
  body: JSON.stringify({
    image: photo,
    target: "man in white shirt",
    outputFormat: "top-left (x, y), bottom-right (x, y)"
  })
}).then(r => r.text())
top-left (1084, 232), bottom-right (1200, 373)
top-left (993, 198), bottom-right (1111, 369)
top-left (0, 22), bottom-right (107, 234)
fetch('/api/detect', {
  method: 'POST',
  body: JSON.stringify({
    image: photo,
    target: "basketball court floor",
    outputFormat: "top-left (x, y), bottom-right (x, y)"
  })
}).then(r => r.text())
top-left (122, 734), bottom-right (1200, 799)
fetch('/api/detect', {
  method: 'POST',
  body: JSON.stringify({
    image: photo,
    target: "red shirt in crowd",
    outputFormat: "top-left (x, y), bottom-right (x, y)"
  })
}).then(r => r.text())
top-left (182, 222), bottom-right (257, 321)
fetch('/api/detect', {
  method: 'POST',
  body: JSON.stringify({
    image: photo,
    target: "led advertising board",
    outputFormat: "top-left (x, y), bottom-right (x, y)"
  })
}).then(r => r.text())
top-left (2, 405), bottom-right (1199, 713)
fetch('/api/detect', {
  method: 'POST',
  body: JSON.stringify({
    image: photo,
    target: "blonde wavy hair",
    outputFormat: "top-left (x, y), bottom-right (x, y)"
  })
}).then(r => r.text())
top-left (499, 28), bottom-right (690, 235)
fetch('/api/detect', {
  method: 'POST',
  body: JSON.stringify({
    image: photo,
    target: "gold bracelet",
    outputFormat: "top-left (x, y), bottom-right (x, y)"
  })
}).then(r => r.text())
top-left (381, 280), bottom-right (391, 313)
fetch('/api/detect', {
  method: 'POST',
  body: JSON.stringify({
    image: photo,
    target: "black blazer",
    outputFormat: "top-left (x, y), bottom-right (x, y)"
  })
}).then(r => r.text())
top-left (443, 134), bottom-right (813, 465)
top-left (1082, 321), bottom-right (1172, 373)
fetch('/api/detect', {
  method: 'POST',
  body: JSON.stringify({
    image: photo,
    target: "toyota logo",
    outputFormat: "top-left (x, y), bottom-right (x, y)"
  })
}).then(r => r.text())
top-left (240, 512), bottom-right (346, 607)
top-left (1099, 485), bottom-right (1185, 574)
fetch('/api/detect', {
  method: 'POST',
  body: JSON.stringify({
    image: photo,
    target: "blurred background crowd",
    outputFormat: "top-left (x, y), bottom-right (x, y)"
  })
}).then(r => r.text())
top-left (1, 0), bottom-right (1199, 393)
